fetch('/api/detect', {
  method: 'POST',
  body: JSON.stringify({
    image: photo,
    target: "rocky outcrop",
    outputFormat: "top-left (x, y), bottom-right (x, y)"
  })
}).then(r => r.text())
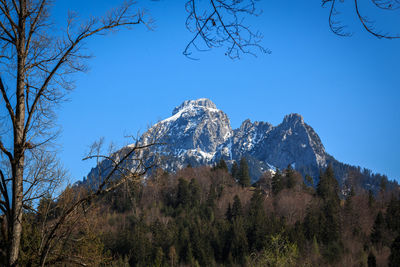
top-left (86, 98), bottom-right (332, 184)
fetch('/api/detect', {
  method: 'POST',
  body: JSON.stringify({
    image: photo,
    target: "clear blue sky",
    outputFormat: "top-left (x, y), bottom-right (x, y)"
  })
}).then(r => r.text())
top-left (52, 1), bottom-right (400, 183)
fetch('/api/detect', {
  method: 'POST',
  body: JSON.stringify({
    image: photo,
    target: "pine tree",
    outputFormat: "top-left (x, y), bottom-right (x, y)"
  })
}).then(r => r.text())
top-left (215, 159), bottom-right (228, 172)
top-left (286, 164), bottom-right (296, 189)
top-left (317, 165), bottom-right (339, 203)
top-left (238, 157), bottom-right (250, 187)
top-left (386, 197), bottom-right (400, 233)
top-left (389, 235), bottom-right (400, 267)
top-left (304, 207), bottom-right (321, 241)
top-left (314, 165), bottom-right (342, 261)
top-left (225, 203), bottom-right (233, 222)
top-left (368, 189), bottom-right (375, 208)
top-left (177, 178), bottom-right (190, 208)
top-left (230, 217), bottom-right (248, 265)
top-left (371, 211), bottom-right (385, 246)
top-left (345, 186), bottom-right (355, 213)
top-left (272, 170), bottom-right (284, 195)
top-left (247, 189), bottom-right (268, 251)
top-left (231, 195), bottom-right (243, 220)
top-left (321, 198), bottom-right (341, 244)
top-left (189, 178), bottom-right (201, 208)
top-left (231, 161), bottom-right (239, 181)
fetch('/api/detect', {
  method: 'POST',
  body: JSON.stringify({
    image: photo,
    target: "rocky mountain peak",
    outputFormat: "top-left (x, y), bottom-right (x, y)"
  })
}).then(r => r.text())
top-left (239, 119), bottom-right (253, 131)
top-left (87, 99), bottom-right (331, 184)
top-left (147, 98), bottom-right (232, 162)
top-left (283, 113), bottom-right (304, 125)
top-left (83, 98), bottom-right (388, 193)
top-left (172, 98), bottom-right (218, 115)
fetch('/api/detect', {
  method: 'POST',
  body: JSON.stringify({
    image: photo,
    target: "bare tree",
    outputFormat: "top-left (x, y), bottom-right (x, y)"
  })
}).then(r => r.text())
top-left (322, 0), bottom-right (400, 39)
top-left (0, 0), bottom-right (152, 265)
top-left (35, 137), bottom-right (157, 266)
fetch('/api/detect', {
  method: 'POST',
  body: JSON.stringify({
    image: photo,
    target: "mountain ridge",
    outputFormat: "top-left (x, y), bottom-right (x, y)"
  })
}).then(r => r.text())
top-left (84, 98), bottom-right (392, 192)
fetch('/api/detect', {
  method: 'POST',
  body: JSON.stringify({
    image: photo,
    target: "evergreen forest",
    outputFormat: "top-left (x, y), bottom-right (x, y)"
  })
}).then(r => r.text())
top-left (6, 159), bottom-right (400, 266)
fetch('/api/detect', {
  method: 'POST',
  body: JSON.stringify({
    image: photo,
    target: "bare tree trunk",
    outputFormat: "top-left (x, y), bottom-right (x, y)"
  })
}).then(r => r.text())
top-left (9, 1), bottom-right (26, 266)
top-left (0, 1), bottom-right (149, 265)
top-left (9, 160), bottom-right (24, 267)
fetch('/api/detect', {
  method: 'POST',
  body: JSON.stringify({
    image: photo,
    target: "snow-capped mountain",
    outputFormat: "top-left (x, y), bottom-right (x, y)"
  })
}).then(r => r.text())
top-left (141, 98), bottom-right (232, 167)
top-left (86, 98), bottom-right (332, 183)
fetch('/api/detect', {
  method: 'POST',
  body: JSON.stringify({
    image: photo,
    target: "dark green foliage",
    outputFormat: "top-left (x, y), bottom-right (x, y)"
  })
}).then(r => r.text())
top-left (389, 235), bottom-right (400, 267)
top-left (386, 196), bottom-right (400, 233)
top-left (103, 185), bottom-right (137, 213)
top-left (302, 166), bottom-right (343, 262)
top-left (320, 199), bottom-right (341, 244)
top-left (371, 211), bottom-right (386, 246)
top-left (322, 241), bottom-right (343, 263)
top-left (19, 213), bottom-right (41, 266)
top-left (231, 161), bottom-right (239, 180)
top-left (247, 189), bottom-right (270, 251)
top-left (108, 218), bottom-right (152, 265)
top-left (272, 170), bottom-right (284, 195)
top-left (368, 189), bottom-right (375, 208)
top-left (215, 158), bottom-right (228, 172)
top-left (226, 195), bottom-right (243, 223)
top-left (231, 195), bottom-right (243, 220)
top-left (288, 221), bottom-right (306, 252)
top-left (286, 164), bottom-right (296, 189)
top-left (176, 178), bottom-right (190, 208)
top-left (225, 203), bottom-right (232, 221)
top-left (178, 227), bottom-right (193, 263)
top-left (344, 186), bottom-right (355, 213)
top-left (228, 217), bottom-right (248, 264)
top-left (207, 184), bottom-right (217, 209)
top-left (304, 207), bottom-right (320, 240)
top-left (238, 157), bottom-right (251, 187)
top-left (368, 251), bottom-right (377, 267)
top-left (317, 165), bottom-right (339, 203)
top-left (189, 178), bottom-right (201, 207)
top-left (317, 166), bottom-right (341, 245)
top-left (305, 174), bottom-right (313, 186)
top-left (154, 246), bottom-right (164, 267)
top-left (22, 165), bottom-right (399, 266)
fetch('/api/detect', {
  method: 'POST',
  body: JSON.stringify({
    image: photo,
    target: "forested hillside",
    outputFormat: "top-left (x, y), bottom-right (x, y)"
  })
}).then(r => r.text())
top-left (10, 161), bottom-right (400, 266)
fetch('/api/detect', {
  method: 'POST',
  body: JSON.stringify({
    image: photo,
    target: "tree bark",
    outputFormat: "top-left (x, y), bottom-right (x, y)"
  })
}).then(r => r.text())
top-left (0, 1), bottom-right (147, 265)
top-left (8, 1), bottom-right (26, 266)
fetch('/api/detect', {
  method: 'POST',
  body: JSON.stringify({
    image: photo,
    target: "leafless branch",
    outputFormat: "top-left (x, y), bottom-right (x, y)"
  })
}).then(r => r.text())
top-left (322, 0), bottom-right (400, 39)
top-left (0, 1), bottom-right (151, 265)
top-left (37, 139), bottom-right (158, 266)
top-left (0, 169), bottom-right (10, 214)
top-left (354, 0), bottom-right (400, 39)
top-left (184, 0), bottom-right (268, 59)
top-left (0, 76), bottom-right (15, 124)
top-left (372, 0), bottom-right (400, 10)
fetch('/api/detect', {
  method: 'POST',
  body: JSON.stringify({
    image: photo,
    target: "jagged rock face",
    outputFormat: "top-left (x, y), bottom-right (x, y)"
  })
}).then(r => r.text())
top-left (142, 98), bottom-right (232, 164)
top-left (231, 119), bottom-right (273, 158)
top-left (252, 113), bottom-right (327, 170)
top-left (141, 99), bottom-right (327, 178)
top-left (86, 98), bottom-right (328, 183)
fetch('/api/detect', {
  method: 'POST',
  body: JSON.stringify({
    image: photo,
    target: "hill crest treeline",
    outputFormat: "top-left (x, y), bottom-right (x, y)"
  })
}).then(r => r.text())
top-left (10, 161), bottom-right (400, 266)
